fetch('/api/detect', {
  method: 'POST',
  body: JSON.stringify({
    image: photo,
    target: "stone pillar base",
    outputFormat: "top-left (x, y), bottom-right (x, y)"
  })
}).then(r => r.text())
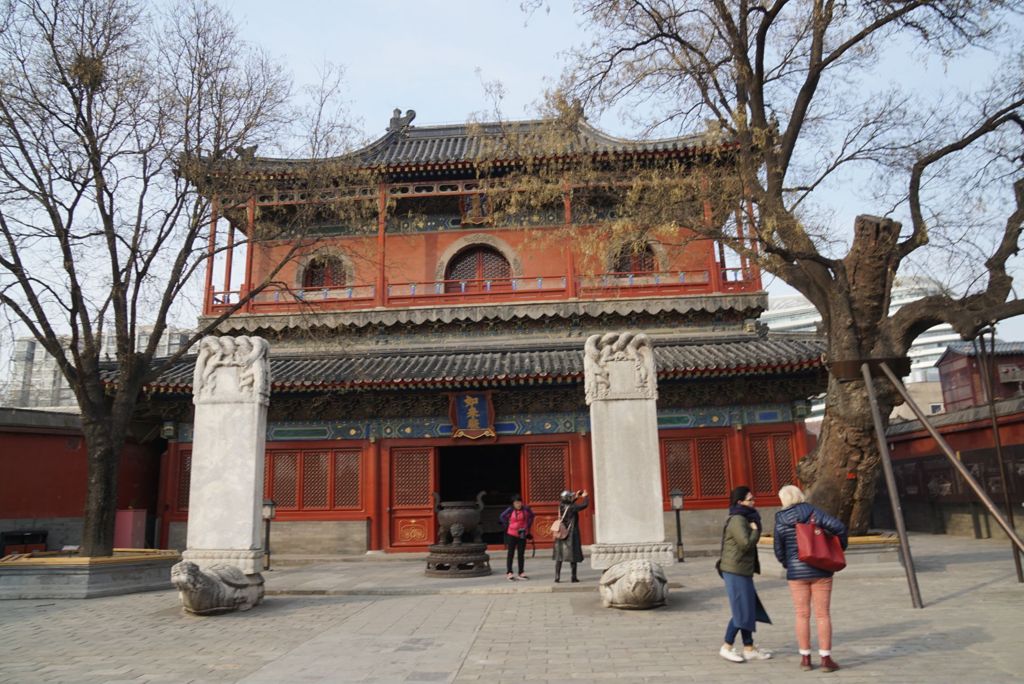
top-left (590, 542), bottom-right (675, 570)
top-left (182, 548), bottom-right (264, 575)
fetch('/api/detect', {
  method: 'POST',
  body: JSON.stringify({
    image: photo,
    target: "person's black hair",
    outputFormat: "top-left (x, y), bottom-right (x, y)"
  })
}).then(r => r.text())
top-left (729, 486), bottom-right (752, 507)
top-left (511, 494), bottom-right (523, 503)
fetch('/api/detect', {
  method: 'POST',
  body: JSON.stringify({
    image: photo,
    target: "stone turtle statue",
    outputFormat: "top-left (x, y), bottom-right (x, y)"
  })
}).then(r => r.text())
top-left (171, 561), bottom-right (264, 615)
top-left (599, 559), bottom-right (669, 609)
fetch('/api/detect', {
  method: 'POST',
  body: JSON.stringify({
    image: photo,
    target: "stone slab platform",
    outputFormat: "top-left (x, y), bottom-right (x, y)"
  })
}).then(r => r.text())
top-left (0, 549), bottom-right (179, 599)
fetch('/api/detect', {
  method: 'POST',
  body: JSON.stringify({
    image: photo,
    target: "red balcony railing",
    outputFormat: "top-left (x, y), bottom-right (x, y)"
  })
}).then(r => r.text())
top-left (386, 275), bottom-right (569, 307)
top-left (205, 267), bottom-right (761, 315)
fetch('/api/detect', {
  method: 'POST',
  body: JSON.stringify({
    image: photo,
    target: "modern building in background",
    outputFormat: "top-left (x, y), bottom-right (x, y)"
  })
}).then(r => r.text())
top-left (761, 276), bottom-right (961, 421)
top-left (5, 326), bottom-right (193, 408)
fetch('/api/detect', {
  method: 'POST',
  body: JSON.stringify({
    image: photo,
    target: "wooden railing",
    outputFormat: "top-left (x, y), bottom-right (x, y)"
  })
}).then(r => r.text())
top-left (206, 267), bottom-right (761, 315)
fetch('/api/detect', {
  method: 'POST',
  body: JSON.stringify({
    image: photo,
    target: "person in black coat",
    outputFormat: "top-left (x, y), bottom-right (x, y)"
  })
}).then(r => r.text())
top-left (552, 489), bottom-right (588, 582)
top-left (773, 485), bottom-right (848, 673)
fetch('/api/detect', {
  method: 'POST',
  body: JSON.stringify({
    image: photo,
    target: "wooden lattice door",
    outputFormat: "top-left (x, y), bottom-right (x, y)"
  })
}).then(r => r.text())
top-left (388, 447), bottom-right (436, 548)
top-left (522, 443), bottom-right (570, 544)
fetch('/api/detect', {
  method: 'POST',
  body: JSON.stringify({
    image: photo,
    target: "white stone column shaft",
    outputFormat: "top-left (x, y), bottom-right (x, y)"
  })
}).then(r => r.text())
top-left (183, 335), bottom-right (271, 576)
top-left (585, 331), bottom-right (674, 570)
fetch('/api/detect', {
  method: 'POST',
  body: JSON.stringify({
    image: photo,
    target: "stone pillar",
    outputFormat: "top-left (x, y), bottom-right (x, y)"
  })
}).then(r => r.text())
top-left (585, 332), bottom-right (674, 569)
top-left (183, 335), bottom-right (271, 577)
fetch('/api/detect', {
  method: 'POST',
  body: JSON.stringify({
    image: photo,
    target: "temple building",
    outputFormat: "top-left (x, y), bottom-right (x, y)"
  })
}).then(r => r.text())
top-left (139, 111), bottom-right (826, 554)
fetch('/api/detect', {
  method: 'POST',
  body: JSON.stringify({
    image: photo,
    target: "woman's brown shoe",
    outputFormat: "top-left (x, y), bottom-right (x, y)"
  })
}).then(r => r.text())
top-left (820, 655), bottom-right (840, 672)
top-left (800, 655), bottom-right (812, 671)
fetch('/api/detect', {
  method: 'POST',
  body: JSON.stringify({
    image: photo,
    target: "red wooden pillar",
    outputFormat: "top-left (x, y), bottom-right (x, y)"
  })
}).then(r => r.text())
top-left (729, 426), bottom-right (750, 488)
top-left (157, 441), bottom-right (178, 548)
top-left (203, 198), bottom-right (218, 315)
top-left (243, 196), bottom-right (256, 312)
top-left (368, 439), bottom-right (382, 550)
top-left (376, 183), bottom-right (388, 306)
top-left (701, 177), bottom-right (722, 291)
top-left (574, 433), bottom-right (595, 544)
top-left (745, 199), bottom-right (762, 286)
top-left (222, 219), bottom-right (235, 296)
top-left (563, 183), bottom-right (578, 299)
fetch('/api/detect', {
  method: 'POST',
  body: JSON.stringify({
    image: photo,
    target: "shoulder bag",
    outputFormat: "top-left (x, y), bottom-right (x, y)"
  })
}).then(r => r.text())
top-left (549, 505), bottom-right (571, 540)
top-left (796, 512), bottom-right (846, 572)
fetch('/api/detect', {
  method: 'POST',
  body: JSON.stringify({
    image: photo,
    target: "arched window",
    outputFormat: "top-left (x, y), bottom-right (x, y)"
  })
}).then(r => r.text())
top-left (612, 243), bottom-right (656, 274)
top-left (302, 255), bottom-right (347, 289)
top-left (444, 245), bottom-right (511, 292)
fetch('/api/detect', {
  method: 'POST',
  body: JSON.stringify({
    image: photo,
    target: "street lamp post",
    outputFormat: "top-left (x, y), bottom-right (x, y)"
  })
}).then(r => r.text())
top-left (262, 498), bottom-right (277, 571)
top-left (669, 489), bottom-right (685, 562)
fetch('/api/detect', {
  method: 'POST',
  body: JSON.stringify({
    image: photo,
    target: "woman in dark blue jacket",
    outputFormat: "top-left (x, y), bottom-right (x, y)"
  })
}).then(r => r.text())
top-left (773, 485), bottom-right (848, 673)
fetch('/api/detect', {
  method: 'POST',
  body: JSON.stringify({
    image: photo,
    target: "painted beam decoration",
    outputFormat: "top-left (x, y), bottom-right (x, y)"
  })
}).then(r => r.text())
top-left (449, 391), bottom-right (497, 439)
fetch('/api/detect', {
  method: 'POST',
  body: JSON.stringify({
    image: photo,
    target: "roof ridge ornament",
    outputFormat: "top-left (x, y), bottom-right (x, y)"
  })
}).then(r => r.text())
top-left (388, 108), bottom-right (416, 134)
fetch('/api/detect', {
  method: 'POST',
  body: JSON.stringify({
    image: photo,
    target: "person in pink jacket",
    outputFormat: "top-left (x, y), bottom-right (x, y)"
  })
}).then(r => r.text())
top-left (499, 495), bottom-right (535, 580)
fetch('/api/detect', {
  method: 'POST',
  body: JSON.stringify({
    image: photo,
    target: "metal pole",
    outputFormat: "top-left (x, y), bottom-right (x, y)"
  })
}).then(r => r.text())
top-left (674, 509), bottom-right (684, 562)
top-left (862, 363), bottom-right (924, 608)
top-left (879, 362), bottom-right (1024, 555)
top-left (264, 519), bottom-right (272, 571)
top-left (973, 327), bottom-right (1024, 583)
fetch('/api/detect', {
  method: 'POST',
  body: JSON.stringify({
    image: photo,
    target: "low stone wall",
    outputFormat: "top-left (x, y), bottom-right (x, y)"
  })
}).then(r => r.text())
top-left (167, 521), bottom-right (188, 551)
top-left (270, 521), bottom-right (368, 554)
top-left (167, 520), bottom-right (369, 555)
top-left (0, 517), bottom-right (83, 551)
top-left (875, 500), bottom-right (1024, 538)
top-left (662, 506), bottom-right (781, 548)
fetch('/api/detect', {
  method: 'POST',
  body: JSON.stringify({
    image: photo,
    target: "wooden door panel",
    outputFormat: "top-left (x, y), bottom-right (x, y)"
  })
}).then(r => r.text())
top-left (389, 447), bottom-right (435, 548)
top-left (523, 443), bottom-right (569, 543)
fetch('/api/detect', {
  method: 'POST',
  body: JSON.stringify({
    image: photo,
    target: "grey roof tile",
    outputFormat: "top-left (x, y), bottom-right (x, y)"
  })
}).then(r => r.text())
top-left (122, 336), bottom-right (824, 395)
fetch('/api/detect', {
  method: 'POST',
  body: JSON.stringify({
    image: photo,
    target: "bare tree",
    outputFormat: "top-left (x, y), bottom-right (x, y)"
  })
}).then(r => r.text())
top-left (518, 1), bottom-right (1024, 532)
top-left (0, 0), bottom-right (364, 555)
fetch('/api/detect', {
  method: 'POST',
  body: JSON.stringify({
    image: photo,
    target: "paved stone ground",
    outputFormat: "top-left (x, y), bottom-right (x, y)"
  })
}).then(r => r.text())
top-left (1, 534), bottom-right (1022, 683)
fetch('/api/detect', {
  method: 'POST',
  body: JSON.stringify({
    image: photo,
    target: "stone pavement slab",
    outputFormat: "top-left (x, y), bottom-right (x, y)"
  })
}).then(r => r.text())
top-left (0, 534), bottom-right (1021, 683)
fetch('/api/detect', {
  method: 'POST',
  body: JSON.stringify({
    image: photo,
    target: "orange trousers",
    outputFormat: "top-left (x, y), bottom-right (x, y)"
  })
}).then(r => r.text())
top-left (787, 577), bottom-right (833, 653)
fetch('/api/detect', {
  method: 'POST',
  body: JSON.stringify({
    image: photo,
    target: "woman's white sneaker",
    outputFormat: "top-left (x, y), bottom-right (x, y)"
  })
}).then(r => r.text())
top-left (719, 646), bottom-right (745, 663)
top-left (742, 647), bottom-right (773, 661)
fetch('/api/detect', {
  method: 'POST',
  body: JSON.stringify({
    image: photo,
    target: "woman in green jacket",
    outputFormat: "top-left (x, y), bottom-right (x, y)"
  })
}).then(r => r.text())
top-left (718, 486), bottom-right (772, 663)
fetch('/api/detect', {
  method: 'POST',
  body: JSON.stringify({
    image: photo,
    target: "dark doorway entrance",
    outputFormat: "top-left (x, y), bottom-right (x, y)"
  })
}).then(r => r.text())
top-left (438, 444), bottom-right (521, 544)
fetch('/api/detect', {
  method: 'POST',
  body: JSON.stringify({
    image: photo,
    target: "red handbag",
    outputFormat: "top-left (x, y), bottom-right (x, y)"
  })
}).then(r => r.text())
top-left (796, 514), bottom-right (846, 572)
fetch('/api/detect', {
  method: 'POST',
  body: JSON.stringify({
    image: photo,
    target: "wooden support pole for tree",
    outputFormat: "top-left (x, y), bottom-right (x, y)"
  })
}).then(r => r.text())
top-left (862, 362), bottom-right (924, 609)
top-left (971, 327), bottom-right (1024, 583)
top-left (878, 362), bottom-right (1024, 559)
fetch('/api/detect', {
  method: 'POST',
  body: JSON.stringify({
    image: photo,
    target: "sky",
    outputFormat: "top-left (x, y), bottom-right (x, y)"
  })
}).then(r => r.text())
top-left (3, 0), bottom-right (1022, 386)
top-left (209, 0), bottom-right (1024, 338)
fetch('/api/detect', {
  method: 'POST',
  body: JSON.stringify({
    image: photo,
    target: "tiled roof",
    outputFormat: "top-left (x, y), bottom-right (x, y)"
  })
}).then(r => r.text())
top-left (941, 340), bottom-right (1024, 357)
top-left (122, 335), bottom-right (825, 395)
top-left (241, 115), bottom-right (725, 172)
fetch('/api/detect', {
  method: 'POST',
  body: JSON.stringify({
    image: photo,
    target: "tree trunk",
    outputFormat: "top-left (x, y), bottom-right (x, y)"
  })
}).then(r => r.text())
top-left (798, 374), bottom-right (894, 534)
top-left (795, 216), bottom-right (907, 534)
top-left (80, 419), bottom-right (122, 557)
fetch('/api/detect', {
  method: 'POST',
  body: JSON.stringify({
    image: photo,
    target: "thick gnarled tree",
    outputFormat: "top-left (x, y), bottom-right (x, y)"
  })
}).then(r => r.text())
top-left (526, 1), bottom-right (1024, 531)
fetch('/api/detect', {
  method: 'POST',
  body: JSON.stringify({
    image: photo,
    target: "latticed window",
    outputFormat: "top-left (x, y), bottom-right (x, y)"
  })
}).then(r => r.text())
top-left (176, 450), bottom-right (192, 511)
top-left (612, 243), bottom-right (656, 274)
top-left (264, 447), bottom-right (364, 511)
top-left (661, 435), bottom-right (731, 503)
top-left (302, 255), bottom-right (347, 288)
top-left (444, 246), bottom-right (511, 292)
top-left (748, 433), bottom-right (797, 498)
top-left (392, 448), bottom-right (433, 507)
top-left (525, 444), bottom-right (568, 501)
